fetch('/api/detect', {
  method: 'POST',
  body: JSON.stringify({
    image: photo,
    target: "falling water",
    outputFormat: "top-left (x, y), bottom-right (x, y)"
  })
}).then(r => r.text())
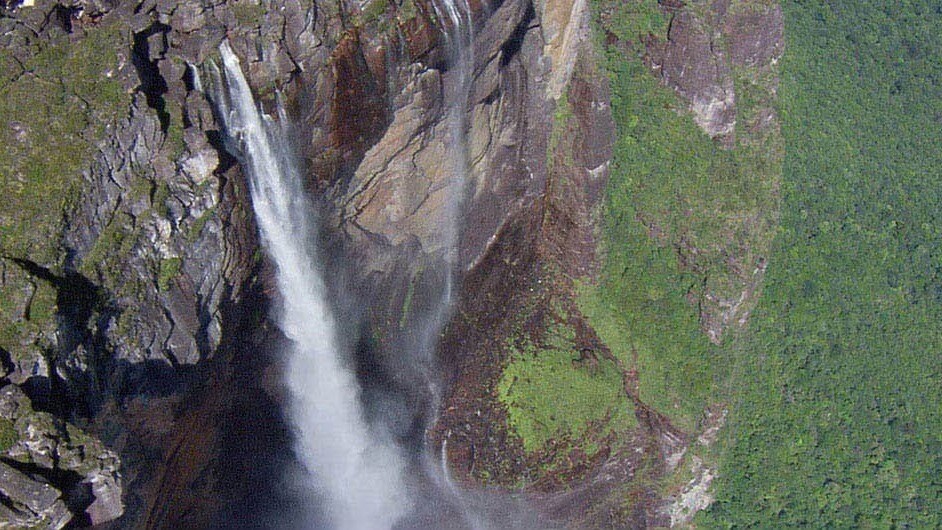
top-left (435, 0), bottom-right (473, 278)
top-left (208, 41), bottom-right (411, 530)
top-left (418, 0), bottom-right (485, 525)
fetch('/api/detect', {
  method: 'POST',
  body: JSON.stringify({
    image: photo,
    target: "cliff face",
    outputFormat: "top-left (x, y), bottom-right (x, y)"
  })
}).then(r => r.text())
top-left (0, 0), bottom-right (782, 527)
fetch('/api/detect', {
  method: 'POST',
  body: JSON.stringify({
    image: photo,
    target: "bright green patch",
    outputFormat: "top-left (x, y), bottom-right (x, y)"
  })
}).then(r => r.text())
top-left (596, 0), bottom-right (668, 42)
top-left (157, 257), bottom-right (183, 292)
top-left (79, 212), bottom-right (139, 281)
top-left (498, 323), bottom-right (635, 454)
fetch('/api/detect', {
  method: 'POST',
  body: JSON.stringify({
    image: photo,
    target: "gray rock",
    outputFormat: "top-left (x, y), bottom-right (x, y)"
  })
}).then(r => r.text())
top-left (0, 385), bottom-right (124, 525)
top-left (0, 461), bottom-right (72, 530)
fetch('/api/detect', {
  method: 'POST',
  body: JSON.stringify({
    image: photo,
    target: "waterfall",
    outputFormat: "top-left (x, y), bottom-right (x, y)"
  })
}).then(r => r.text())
top-left (437, 0), bottom-right (473, 276)
top-left (420, 0), bottom-right (485, 526)
top-left (408, 0), bottom-right (474, 412)
top-left (208, 41), bottom-right (411, 530)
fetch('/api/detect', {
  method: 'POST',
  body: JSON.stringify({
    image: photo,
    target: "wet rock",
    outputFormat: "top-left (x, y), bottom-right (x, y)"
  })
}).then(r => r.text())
top-left (341, 66), bottom-right (447, 261)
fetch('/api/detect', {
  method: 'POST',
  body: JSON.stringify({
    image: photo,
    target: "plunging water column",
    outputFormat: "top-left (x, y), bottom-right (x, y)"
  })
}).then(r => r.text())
top-left (209, 41), bottom-right (411, 530)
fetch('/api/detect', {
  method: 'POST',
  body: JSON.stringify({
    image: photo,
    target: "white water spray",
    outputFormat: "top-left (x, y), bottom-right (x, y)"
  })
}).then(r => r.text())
top-left (209, 41), bottom-right (411, 530)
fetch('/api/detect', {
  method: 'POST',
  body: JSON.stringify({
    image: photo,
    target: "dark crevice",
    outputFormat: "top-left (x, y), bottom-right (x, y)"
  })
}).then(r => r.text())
top-left (114, 359), bottom-right (188, 402)
top-left (0, 491), bottom-right (19, 513)
top-left (499, 2), bottom-right (535, 67)
top-left (39, 4), bottom-right (79, 34)
top-left (181, 70), bottom-right (196, 129)
top-left (0, 347), bottom-right (14, 378)
top-left (131, 23), bottom-right (172, 133)
top-left (51, 4), bottom-right (76, 33)
top-left (206, 130), bottom-right (239, 174)
top-left (7, 258), bottom-right (102, 354)
top-left (481, 87), bottom-right (500, 105)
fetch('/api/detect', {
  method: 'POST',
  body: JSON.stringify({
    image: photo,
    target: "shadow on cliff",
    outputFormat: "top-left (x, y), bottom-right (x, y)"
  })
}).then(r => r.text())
top-left (116, 269), bottom-right (332, 530)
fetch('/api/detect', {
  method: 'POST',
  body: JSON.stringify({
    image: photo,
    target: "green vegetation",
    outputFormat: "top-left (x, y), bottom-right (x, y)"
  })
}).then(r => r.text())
top-left (157, 257), bottom-right (183, 292)
top-left (362, 0), bottom-right (390, 24)
top-left (497, 318), bottom-right (636, 454)
top-left (701, 2), bottom-right (942, 526)
top-left (395, 0), bottom-right (417, 23)
top-left (587, 0), bottom-right (941, 524)
top-left (0, 418), bottom-right (16, 452)
top-left (0, 21), bottom-right (131, 364)
top-left (0, 22), bottom-right (128, 263)
top-left (187, 206), bottom-right (217, 242)
top-left (547, 92), bottom-right (574, 172)
top-left (78, 213), bottom-right (139, 279)
top-left (0, 268), bottom-right (56, 364)
top-left (583, 0), bottom-right (780, 431)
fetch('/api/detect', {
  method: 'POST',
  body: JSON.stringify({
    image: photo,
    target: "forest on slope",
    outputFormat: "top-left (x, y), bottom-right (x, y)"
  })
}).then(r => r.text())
top-left (703, 1), bottom-right (942, 526)
top-left (590, 0), bottom-right (940, 526)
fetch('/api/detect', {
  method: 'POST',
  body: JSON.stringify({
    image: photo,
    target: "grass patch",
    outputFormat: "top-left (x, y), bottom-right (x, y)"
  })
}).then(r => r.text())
top-left (157, 257), bottom-right (182, 292)
top-left (498, 318), bottom-right (636, 454)
top-left (0, 418), bottom-right (16, 453)
top-left (187, 206), bottom-right (216, 242)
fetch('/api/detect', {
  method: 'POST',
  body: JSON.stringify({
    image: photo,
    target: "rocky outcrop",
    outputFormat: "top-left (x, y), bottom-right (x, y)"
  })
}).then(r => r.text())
top-left (0, 0), bottom-right (260, 525)
top-left (0, 384), bottom-right (122, 527)
top-left (0, 461), bottom-right (71, 529)
top-left (646, 0), bottom-right (784, 144)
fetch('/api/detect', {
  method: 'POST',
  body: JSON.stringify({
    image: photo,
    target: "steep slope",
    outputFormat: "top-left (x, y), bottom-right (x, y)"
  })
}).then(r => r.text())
top-left (431, 0), bottom-right (784, 527)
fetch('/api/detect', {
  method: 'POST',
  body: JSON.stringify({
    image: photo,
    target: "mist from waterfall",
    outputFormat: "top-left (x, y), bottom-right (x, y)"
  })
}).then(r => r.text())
top-left (208, 41), bottom-right (411, 530)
